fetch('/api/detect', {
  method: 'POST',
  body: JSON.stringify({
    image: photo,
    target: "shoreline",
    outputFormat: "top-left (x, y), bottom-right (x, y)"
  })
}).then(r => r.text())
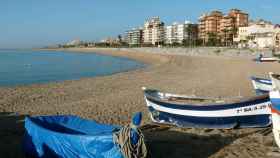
top-left (0, 48), bottom-right (165, 89)
top-left (37, 47), bottom-right (171, 65)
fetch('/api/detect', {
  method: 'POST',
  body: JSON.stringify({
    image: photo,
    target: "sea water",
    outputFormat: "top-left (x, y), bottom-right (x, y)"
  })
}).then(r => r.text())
top-left (0, 50), bottom-right (145, 86)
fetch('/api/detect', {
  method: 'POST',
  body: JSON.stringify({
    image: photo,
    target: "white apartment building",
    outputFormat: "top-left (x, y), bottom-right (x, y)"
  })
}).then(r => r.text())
top-left (143, 17), bottom-right (165, 45)
top-left (66, 39), bottom-right (81, 46)
top-left (177, 23), bottom-right (186, 43)
top-left (234, 21), bottom-right (279, 48)
top-left (125, 28), bottom-right (143, 46)
top-left (252, 33), bottom-right (274, 48)
top-left (165, 21), bottom-right (198, 44)
top-left (275, 29), bottom-right (280, 48)
top-left (165, 26), bottom-right (172, 44)
top-left (165, 24), bottom-right (176, 44)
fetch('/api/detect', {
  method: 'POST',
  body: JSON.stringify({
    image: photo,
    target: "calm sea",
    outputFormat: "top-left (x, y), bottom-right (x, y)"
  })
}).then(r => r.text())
top-left (0, 50), bottom-right (145, 86)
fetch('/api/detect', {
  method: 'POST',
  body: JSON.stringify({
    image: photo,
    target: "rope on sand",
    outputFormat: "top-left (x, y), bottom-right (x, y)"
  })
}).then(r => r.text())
top-left (113, 125), bottom-right (147, 158)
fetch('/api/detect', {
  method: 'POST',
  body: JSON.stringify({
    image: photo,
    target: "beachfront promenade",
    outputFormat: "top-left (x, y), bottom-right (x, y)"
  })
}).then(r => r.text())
top-left (84, 47), bottom-right (275, 58)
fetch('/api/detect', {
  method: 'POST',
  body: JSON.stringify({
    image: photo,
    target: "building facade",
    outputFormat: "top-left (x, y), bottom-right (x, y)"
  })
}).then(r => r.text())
top-left (198, 11), bottom-right (223, 44)
top-left (165, 21), bottom-right (198, 45)
top-left (143, 17), bottom-right (165, 45)
top-left (198, 9), bottom-right (248, 45)
top-left (275, 30), bottom-right (280, 49)
top-left (219, 15), bottom-right (235, 45)
top-left (125, 28), bottom-right (143, 46)
top-left (165, 25), bottom-right (175, 44)
top-left (228, 9), bottom-right (249, 28)
top-left (234, 21), bottom-right (278, 48)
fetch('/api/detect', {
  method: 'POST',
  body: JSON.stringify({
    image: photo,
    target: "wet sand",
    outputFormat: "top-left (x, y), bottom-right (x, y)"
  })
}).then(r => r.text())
top-left (1, 48), bottom-right (280, 158)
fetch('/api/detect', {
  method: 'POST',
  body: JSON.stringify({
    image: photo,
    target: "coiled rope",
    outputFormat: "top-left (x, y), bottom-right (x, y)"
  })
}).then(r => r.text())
top-left (113, 125), bottom-right (147, 158)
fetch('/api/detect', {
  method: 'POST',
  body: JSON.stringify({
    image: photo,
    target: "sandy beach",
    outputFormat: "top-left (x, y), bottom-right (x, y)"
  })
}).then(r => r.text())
top-left (1, 48), bottom-right (280, 158)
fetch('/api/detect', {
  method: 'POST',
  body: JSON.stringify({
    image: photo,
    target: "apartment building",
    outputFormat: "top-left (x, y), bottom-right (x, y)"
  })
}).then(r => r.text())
top-left (198, 9), bottom-right (248, 45)
top-left (219, 15), bottom-right (235, 45)
top-left (198, 11), bottom-right (223, 44)
top-left (221, 9), bottom-right (249, 45)
top-left (143, 17), bottom-right (165, 45)
top-left (165, 21), bottom-right (198, 44)
top-left (275, 30), bottom-right (280, 49)
top-left (165, 25), bottom-right (175, 44)
top-left (228, 9), bottom-right (249, 28)
top-left (234, 21), bottom-right (280, 48)
top-left (236, 21), bottom-right (275, 41)
top-left (66, 39), bottom-right (81, 46)
top-left (125, 28), bottom-right (143, 46)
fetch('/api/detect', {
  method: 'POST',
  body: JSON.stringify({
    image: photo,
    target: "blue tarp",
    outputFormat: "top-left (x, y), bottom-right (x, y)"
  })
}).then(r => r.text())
top-left (23, 115), bottom-right (125, 158)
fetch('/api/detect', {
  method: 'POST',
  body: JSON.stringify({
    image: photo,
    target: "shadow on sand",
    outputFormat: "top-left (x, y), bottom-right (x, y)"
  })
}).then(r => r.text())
top-left (144, 128), bottom-right (256, 158)
top-left (0, 112), bottom-right (26, 158)
top-left (0, 112), bottom-right (267, 158)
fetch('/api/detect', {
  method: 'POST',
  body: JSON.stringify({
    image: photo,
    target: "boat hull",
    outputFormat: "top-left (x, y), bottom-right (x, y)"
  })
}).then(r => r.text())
top-left (257, 57), bottom-right (280, 62)
top-left (269, 90), bottom-right (280, 148)
top-left (144, 90), bottom-right (272, 129)
top-left (250, 77), bottom-right (272, 95)
top-left (23, 115), bottom-right (124, 158)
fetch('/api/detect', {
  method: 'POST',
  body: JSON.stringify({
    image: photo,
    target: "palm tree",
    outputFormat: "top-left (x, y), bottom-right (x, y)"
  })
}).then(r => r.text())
top-left (207, 32), bottom-right (218, 46)
top-left (221, 29), bottom-right (228, 46)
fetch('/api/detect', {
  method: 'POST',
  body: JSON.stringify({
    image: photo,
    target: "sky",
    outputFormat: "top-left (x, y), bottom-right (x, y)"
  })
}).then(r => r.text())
top-left (0, 0), bottom-right (279, 49)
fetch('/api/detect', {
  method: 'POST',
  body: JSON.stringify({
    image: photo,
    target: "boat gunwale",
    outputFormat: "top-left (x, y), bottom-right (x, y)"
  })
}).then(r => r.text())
top-left (144, 89), bottom-right (270, 109)
top-left (25, 115), bottom-right (119, 137)
top-left (251, 76), bottom-right (272, 85)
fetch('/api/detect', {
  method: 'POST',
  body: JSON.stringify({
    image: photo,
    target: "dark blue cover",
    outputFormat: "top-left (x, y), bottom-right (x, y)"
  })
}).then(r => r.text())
top-left (23, 115), bottom-right (124, 158)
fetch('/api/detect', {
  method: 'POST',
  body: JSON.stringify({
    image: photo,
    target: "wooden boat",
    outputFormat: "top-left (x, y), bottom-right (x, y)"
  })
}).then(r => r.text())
top-left (269, 72), bottom-right (280, 148)
top-left (270, 72), bottom-right (280, 89)
top-left (259, 57), bottom-right (280, 62)
top-left (23, 113), bottom-right (146, 158)
top-left (143, 87), bottom-right (272, 129)
top-left (255, 55), bottom-right (280, 62)
top-left (250, 76), bottom-right (272, 95)
top-left (269, 90), bottom-right (280, 148)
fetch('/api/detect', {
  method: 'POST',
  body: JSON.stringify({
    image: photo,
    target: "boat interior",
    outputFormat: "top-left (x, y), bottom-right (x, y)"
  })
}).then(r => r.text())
top-left (145, 89), bottom-right (269, 105)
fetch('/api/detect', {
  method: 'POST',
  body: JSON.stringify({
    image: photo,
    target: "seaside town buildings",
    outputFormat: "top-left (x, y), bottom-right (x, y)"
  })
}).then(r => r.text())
top-left (66, 39), bottom-right (81, 46)
top-left (234, 20), bottom-right (280, 49)
top-left (118, 9), bottom-right (280, 49)
top-left (275, 29), bottom-right (280, 49)
top-left (143, 17), bottom-right (165, 45)
top-left (165, 21), bottom-right (198, 45)
top-left (125, 28), bottom-right (143, 46)
top-left (198, 9), bottom-right (248, 46)
top-left (56, 8), bottom-right (280, 50)
top-left (198, 11), bottom-right (223, 45)
top-left (100, 37), bottom-right (121, 46)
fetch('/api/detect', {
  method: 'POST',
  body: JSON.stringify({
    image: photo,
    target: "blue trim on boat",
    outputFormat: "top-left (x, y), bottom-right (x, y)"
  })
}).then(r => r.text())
top-left (148, 106), bottom-right (271, 128)
top-left (145, 93), bottom-right (270, 111)
top-left (255, 89), bottom-right (269, 95)
top-left (251, 76), bottom-right (272, 85)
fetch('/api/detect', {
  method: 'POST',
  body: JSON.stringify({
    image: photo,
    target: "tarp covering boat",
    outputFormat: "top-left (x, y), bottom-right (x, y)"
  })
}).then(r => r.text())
top-left (23, 114), bottom-right (147, 158)
top-left (143, 88), bottom-right (272, 129)
top-left (250, 76), bottom-right (272, 95)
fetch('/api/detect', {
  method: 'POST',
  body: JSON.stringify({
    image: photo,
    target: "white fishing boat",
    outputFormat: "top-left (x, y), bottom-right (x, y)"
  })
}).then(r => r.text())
top-left (250, 76), bottom-right (272, 95)
top-left (269, 90), bottom-right (280, 148)
top-left (270, 72), bottom-right (280, 89)
top-left (259, 57), bottom-right (280, 62)
top-left (269, 72), bottom-right (280, 148)
top-left (142, 87), bottom-right (271, 129)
